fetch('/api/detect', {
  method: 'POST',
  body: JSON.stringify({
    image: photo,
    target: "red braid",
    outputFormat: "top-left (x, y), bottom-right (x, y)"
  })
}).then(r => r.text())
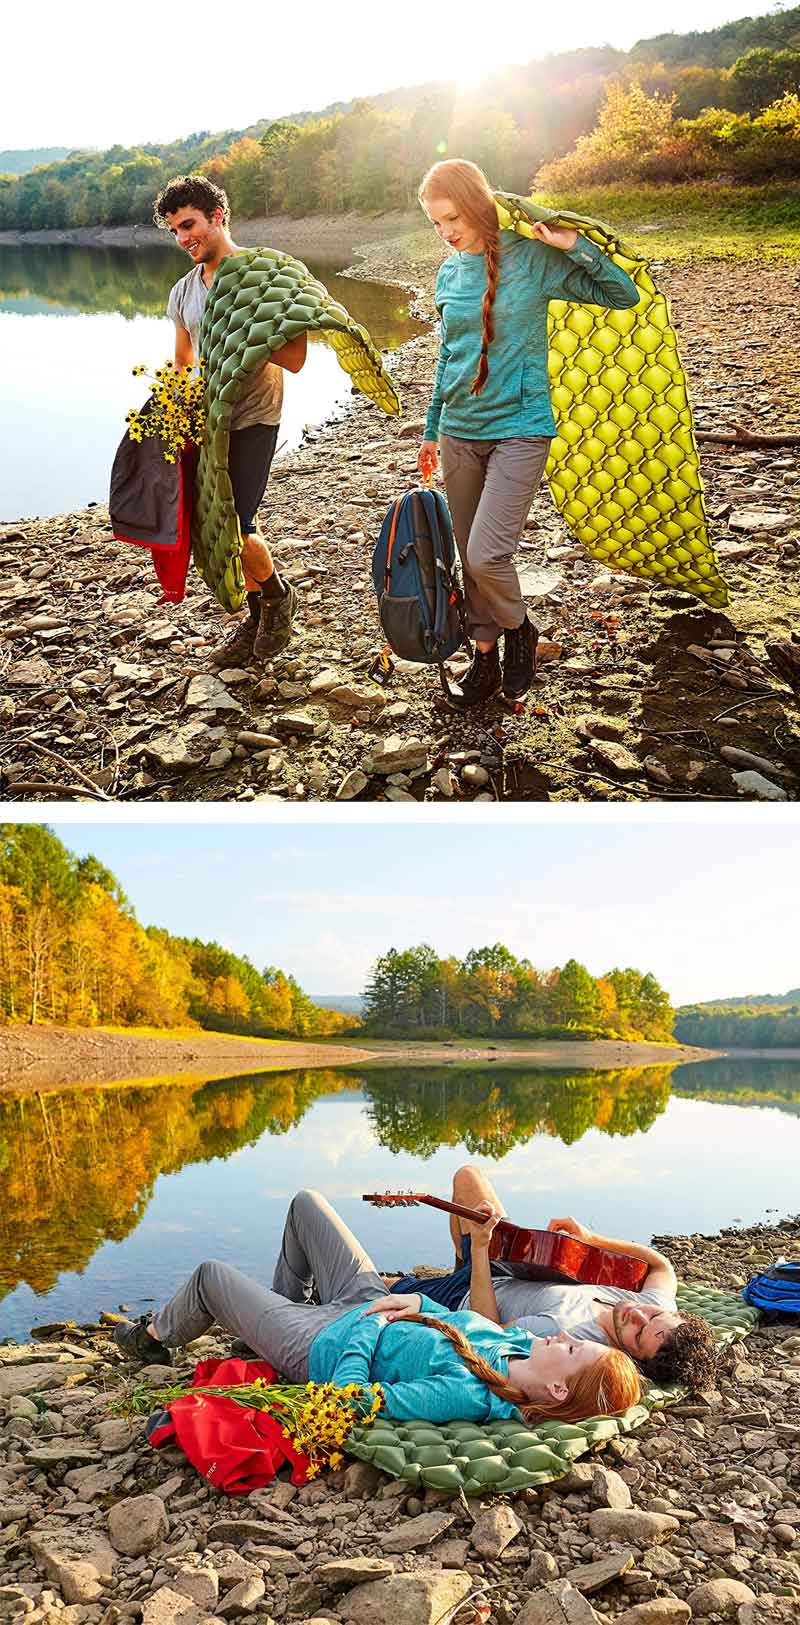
top-left (402, 1313), bottom-right (641, 1424)
top-left (470, 231), bottom-right (500, 397)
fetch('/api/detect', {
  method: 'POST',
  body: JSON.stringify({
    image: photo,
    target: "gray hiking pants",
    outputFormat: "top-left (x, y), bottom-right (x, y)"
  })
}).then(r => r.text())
top-left (151, 1189), bottom-right (386, 1381)
top-left (440, 433), bottom-right (551, 643)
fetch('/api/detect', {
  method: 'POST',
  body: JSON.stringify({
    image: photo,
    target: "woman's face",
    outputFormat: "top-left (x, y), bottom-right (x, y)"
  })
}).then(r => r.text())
top-left (516, 1332), bottom-right (605, 1403)
top-left (423, 195), bottom-right (485, 255)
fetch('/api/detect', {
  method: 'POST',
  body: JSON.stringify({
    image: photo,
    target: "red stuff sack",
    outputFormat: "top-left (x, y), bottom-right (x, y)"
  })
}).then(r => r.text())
top-left (145, 1357), bottom-right (311, 1495)
top-left (109, 419), bottom-right (197, 604)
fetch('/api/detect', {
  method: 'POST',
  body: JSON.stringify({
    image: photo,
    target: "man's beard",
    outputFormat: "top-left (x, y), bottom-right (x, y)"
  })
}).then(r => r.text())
top-left (611, 1303), bottom-right (627, 1349)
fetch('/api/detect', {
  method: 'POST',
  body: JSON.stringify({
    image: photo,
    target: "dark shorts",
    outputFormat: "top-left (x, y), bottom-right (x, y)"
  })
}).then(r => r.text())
top-left (391, 1234), bottom-right (499, 1310)
top-left (229, 423), bottom-right (279, 535)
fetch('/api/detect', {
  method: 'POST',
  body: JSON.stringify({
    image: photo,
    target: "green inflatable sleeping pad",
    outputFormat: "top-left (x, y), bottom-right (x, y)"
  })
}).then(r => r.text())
top-left (343, 1283), bottom-right (759, 1496)
top-left (194, 248), bottom-right (401, 610)
top-left (494, 192), bottom-right (729, 609)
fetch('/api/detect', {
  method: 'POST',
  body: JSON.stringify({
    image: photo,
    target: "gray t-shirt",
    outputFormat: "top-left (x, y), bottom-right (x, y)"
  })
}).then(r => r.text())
top-left (166, 264), bottom-right (283, 431)
top-left (458, 1278), bottom-right (676, 1343)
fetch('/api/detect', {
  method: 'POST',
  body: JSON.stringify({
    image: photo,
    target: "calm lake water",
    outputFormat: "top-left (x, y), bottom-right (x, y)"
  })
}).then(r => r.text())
top-left (0, 243), bottom-right (425, 522)
top-left (2, 1056), bottom-right (798, 1341)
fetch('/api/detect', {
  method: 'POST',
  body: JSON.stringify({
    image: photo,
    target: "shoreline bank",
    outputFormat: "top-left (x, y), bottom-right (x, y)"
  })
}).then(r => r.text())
top-left (0, 1025), bottom-right (717, 1092)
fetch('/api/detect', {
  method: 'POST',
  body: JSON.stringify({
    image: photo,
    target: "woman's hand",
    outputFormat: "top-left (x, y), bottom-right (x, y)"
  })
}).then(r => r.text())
top-left (361, 1293), bottom-right (422, 1321)
top-left (418, 439), bottom-right (439, 477)
top-left (465, 1200), bottom-right (502, 1252)
top-left (547, 1215), bottom-right (592, 1242)
top-left (531, 222), bottom-right (578, 253)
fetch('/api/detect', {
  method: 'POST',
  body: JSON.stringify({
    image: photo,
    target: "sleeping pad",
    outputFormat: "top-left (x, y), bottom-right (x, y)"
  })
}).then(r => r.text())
top-left (494, 191), bottom-right (729, 608)
top-left (194, 248), bottom-right (401, 610)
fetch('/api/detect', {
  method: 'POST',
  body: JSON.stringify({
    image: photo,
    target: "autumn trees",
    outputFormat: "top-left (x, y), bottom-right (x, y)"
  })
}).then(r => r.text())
top-left (0, 826), bottom-right (353, 1039)
top-left (4, 10), bottom-right (799, 232)
top-left (361, 942), bottom-right (674, 1041)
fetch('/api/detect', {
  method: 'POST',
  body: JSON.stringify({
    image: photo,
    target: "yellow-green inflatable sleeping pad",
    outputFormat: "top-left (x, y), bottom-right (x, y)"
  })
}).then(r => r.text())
top-left (494, 192), bottom-right (729, 609)
top-left (344, 1284), bottom-right (758, 1495)
top-left (194, 248), bottom-right (401, 610)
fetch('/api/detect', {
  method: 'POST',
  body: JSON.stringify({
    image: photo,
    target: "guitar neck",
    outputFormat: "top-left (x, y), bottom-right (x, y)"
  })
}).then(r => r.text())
top-left (364, 1192), bottom-right (504, 1227)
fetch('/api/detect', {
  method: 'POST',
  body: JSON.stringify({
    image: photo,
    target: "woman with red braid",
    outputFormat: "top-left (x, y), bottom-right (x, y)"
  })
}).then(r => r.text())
top-left (417, 159), bottom-right (639, 709)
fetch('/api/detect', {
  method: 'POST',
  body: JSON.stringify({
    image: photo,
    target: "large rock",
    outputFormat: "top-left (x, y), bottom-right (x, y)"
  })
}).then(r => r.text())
top-left (590, 1465), bottom-right (632, 1509)
top-left (140, 1589), bottom-right (205, 1625)
top-left (184, 675), bottom-right (243, 714)
top-left (142, 721), bottom-right (226, 770)
top-left (514, 1580), bottom-right (600, 1625)
top-left (364, 734), bottom-right (428, 774)
top-left (565, 1550), bottom-right (636, 1593)
top-left (0, 1363), bottom-right (95, 1398)
top-left (313, 1558), bottom-right (397, 1588)
top-left (338, 1570), bottom-right (474, 1625)
top-left (216, 1577), bottom-right (265, 1618)
top-left (470, 1504), bottom-right (523, 1558)
top-left (587, 1510), bottom-right (678, 1545)
top-left (28, 1529), bottom-right (116, 1604)
top-left (107, 1493), bottom-right (169, 1556)
top-left (379, 1510), bottom-right (455, 1552)
top-left (687, 1578), bottom-right (756, 1617)
top-left (25, 1444), bottom-right (99, 1469)
top-left (728, 507), bottom-right (792, 533)
top-left (613, 1604), bottom-right (691, 1624)
top-left (167, 1568), bottom-right (219, 1610)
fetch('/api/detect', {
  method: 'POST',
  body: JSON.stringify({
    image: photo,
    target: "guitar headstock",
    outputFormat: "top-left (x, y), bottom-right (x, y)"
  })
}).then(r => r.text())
top-left (362, 1192), bottom-right (423, 1208)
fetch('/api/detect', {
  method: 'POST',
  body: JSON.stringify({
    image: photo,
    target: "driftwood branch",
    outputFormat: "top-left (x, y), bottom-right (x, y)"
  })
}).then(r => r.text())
top-left (26, 741), bottom-right (113, 801)
top-left (697, 426), bottom-right (800, 448)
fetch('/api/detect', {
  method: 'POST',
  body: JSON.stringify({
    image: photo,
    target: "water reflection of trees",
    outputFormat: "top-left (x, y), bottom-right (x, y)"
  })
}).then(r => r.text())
top-left (0, 1063), bottom-right (675, 1302)
top-left (0, 1068), bottom-right (351, 1299)
top-left (0, 246), bottom-right (424, 348)
top-left (363, 1066), bottom-right (674, 1158)
top-left (672, 1057), bottom-right (800, 1115)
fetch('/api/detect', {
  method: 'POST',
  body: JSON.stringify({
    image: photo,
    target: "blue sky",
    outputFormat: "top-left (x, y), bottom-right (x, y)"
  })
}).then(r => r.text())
top-left (5, 0), bottom-right (771, 149)
top-left (37, 812), bottom-right (799, 1004)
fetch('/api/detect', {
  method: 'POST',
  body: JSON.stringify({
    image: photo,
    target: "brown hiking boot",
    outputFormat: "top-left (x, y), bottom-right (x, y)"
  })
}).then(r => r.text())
top-left (207, 616), bottom-right (258, 670)
top-left (254, 583), bottom-right (297, 660)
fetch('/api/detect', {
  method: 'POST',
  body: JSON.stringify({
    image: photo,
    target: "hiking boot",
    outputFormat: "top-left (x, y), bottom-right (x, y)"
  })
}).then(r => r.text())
top-left (445, 643), bottom-right (502, 710)
top-left (114, 1315), bottom-right (172, 1366)
top-left (207, 616), bottom-right (258, 670)
top-left (254, 582), bottom-right (297, 660)
top-left (502, 615), bottom-right (538, 701)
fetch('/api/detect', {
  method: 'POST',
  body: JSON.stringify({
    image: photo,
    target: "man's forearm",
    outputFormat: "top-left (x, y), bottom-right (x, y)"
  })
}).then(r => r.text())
top-left (583, 1227), bottom-right (673, 1274)
top-left (468, 1246), bottom-right (502, 1324)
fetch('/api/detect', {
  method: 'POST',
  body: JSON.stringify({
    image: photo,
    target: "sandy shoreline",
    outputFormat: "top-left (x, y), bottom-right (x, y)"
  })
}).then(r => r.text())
top-left (0, 1024), bottom-right (716, 1092)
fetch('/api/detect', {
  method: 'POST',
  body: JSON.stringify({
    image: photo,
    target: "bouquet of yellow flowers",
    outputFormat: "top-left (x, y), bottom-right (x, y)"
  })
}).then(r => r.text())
top-left (114, 1376), bottom-right (383, 1482)
top-left (126, 360), bottom-right (206, 464)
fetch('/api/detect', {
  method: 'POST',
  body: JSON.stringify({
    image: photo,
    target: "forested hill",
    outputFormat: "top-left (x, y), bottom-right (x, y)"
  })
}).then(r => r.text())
top-left (675, 993), bottom-right (800, 1047)
top-left (1, 5), bottom-right (798, 229)
top-left (0, 824), bottom-right (354, 1038)
top-left (361, 943), bottom-right (675, 1042)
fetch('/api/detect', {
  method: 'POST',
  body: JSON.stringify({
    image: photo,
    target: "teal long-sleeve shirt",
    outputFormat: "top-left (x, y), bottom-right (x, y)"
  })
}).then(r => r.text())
top-left (307, 1293), bottom-right (535, 1423)
top-left (424, 230), bottom-right (639, 443)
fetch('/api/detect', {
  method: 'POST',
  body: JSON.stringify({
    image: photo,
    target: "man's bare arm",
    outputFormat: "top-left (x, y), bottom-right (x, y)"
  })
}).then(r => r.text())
top-left (271, 333), bottom-right (307, 372)
top-left (547, 1216), bottom-right (676, 1293)
top-left (175, 325), bottom-right (194, 370)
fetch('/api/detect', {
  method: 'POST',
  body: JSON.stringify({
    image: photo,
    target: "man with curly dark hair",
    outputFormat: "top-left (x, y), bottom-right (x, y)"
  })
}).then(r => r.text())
top-left (390, 1164), bottom-right (720, 1393)
top-left (153, 173), bottom-right (307, 667)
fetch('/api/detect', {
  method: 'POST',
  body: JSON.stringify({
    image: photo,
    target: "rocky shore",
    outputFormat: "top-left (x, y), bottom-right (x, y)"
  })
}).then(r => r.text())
top-left (1, 1216), bottom-right (799, 1625)
top-left (1, 240), bottom-right (799, 803)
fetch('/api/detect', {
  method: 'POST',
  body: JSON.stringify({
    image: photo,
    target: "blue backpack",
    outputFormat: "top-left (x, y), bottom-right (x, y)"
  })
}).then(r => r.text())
top-left (743, 1261), bottom-right (800, 1316)
top-left (371, 487), bottom-right (470, 700)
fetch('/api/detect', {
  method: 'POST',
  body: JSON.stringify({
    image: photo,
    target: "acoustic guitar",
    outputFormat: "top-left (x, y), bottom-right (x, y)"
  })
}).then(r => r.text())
top-left (363, 1191), bottom-right (648, 1291)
